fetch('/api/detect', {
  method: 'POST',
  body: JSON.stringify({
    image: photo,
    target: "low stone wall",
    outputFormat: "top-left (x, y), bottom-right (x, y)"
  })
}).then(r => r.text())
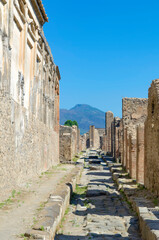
top-left (0, 92), bottom-right (59, 202)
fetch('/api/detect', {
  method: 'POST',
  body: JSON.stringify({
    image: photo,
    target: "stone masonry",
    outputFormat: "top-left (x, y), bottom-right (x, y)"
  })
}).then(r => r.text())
top-left (89, 125), bottom-right (95, 148)
top-left (59, 126), bottom-right (74, 162)
top-left (122, 98), bottom-right (147, 179)
top-left (145, 79), bottom-right (159, 195)
top-left (96, 128), bottom-right (105, 149)
top-left (0, 0), bottom-right (60, 201)
top-left (60, 125), bottom-right (84, 162)
top-left (136, 124), bottom-right (145, 184)
top-left (112, 117), bottom-right (121, 160)
top-left (105, 111), bottom-right (114, 154)
top-left (88, 126), bottom-right (105, 149)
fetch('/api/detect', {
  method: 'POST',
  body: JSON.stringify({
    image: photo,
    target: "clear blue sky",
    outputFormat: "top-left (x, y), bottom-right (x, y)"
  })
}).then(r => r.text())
top-left (43, 0), bottom-right (159, 117)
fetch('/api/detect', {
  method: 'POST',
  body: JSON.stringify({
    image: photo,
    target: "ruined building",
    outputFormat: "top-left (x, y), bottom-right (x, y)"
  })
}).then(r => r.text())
top-left (104, 98), bottom-right (147, 185)
top-left (145, 80), bottom-right (159, 195)
top-left (122, 98), bottom-right (147, 180)
top-left (87, 125), bottom-right (105, 149)
top-left (0, 0), bottom-right (60, 200)
top-left (59, 125), bottom-right (82, 162)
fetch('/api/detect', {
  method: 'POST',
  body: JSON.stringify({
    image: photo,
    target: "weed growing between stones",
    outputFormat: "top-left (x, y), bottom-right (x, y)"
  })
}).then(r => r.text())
top-left (153, 198), bottom-right (159, 206)
top-left (75, 184), bottom-right (87, 195)
top-left (59, 207), bottom-right (70, 230)
top-left (72, 156), bottom-right (78, 162)
top-left (137, 183), bottom-right (145, 190)
top-left (19, 233), bottom-right (28, 240)
top-left (0, 191), bottom-right (19, 209)
top-left (119, 188), bottom-right (133, 212)
top-left (40, 225), bottom-right (45, 231)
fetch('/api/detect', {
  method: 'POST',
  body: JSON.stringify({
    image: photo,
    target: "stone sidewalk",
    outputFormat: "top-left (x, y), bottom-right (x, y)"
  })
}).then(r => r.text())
top-left (55, 155), bottom-right (141, 240)
top-left (0, 163), bottom-right (82, 240)
top-left (106, 157), bottom-right (159, 240)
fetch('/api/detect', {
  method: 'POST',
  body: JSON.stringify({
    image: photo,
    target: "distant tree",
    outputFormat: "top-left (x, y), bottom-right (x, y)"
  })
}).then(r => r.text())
top-left (72, 120), bottom-right (78, 127)
top-left (64, 120), bottom-right (73, 127)
top-left (64, 120), bottom-right (78, 128)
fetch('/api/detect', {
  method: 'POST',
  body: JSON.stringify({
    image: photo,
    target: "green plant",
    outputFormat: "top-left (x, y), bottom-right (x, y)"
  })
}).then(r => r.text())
top-left (153, 198), bottom-right (159, 206)
top-left (40, 226), bottom-right (45, 231)
top-left (64, 120), bottom-right (78, 127)
top-left (33, 217), bottom-right (38, 225)
top-left (72, 156), bottom-right (78, 162)
top-left (137, 183), bottom-right (145, 190)
top-left (65, 207), bottom-right (69, 215)
top-left (12, 189), bottom-right (16, 198)
top-left (75, 184), bottom-right (87, 195)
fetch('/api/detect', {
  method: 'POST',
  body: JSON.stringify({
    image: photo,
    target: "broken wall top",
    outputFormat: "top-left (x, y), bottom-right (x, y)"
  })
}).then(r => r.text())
top-left (147, 79), bottom-right (159, 122)
top-left (122, 98), bottom-right (148, 127)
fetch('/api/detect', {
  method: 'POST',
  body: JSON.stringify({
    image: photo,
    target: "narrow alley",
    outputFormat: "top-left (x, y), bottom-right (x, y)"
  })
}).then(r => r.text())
top-left (55, 150), bottom-right (141, 240)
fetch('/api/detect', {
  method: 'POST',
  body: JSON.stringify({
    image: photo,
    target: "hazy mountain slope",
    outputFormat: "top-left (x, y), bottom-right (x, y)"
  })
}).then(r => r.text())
top-left (60, 104), bottom-right (105, 134)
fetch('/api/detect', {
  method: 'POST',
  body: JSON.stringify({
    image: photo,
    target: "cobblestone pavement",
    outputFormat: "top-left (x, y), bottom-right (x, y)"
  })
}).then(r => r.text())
top-left (55, 154), bottom-right (142, 240)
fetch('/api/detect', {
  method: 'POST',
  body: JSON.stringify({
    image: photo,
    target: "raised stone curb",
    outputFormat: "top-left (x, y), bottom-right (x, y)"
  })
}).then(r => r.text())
top-left (25, 166), bottom-right (83, 240)
top-left (104, 158), bottom-right (159, 240)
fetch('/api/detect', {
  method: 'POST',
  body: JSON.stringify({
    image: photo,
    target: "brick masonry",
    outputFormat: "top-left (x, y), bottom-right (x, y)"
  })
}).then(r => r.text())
top-left (0, 0), bottom-right (60, 201)
top-left (136, 124), bottom-right (145, 184)
top-left (105, 111), bottom-right (114, 154)
top-left (122, 98), bottom-right (147, 178)
top-left (144, 79), bottom-right (159, 195)
top-left (0, 92), bottom-right (59, 201)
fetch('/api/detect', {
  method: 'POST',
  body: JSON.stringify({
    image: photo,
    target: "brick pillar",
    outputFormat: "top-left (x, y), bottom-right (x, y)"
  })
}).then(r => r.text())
top-left (105, 111), bottom-right (114, 154)
top-left (129, 134), bottom-right (137, 180)
top-left (123, 128), bottom-right (127, 167)
top-left (89, 125), bottom-right (95, 148)
top-left (136, 125), bottom-right (145, 184)
top-left (126, 130), bottom-right (130, 172)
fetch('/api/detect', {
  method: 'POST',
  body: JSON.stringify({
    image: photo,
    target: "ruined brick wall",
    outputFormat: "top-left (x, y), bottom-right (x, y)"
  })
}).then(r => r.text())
top-left (86, 132), bottom-right (90, 148)
top-left (94, 129), bottom-right (100, 149)
top-left (88, 127), bottom-right (103, 149)
top-left (105, 111), bottom-right (114, 154)
top-left (118, 122), bottom-right (123, 163)
top-left (0, 92), bottom-right (59, 201)
top-left (122, 98), bottom-right (147, 178)
top-left (89, 125), bottom-right (95, 148)
top-left (72, 125), bottom-right (78, 156)
top-left (77, 128), bottom-right (81, 153)
top-left (136, 124), bottom-right (145, 185)
top-left (59, 126), bottom-right (73, 163)
top-left (96, 128), bottom-right (105, 149)
top-left (102, 134), bottom-right (107, 153)
top-left (81, 134), bottom-right (87, 151)
top-left (129, 134), bottom-right (137, 179)
top-left (113, 117), bottom-right (122, 160)
top-left (0, 1), bottom-right (61, 201)
top-left (145, 79), bottom-right (159, 195)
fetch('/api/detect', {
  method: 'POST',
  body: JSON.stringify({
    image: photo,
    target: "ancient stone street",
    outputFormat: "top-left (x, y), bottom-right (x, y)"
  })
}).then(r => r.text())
top-left (55, 151), bottom-right (141, 240)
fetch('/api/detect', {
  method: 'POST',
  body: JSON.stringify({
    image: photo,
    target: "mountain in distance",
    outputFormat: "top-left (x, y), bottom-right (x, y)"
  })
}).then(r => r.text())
top-left (60, 104), bottom-right (105, 135)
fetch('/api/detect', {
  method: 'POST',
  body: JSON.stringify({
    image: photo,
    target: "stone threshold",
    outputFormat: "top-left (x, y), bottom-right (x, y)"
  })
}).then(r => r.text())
top-left (104, 157), bottom-right (159, 240)
top-left (24, 166), bottom-right (83, 240)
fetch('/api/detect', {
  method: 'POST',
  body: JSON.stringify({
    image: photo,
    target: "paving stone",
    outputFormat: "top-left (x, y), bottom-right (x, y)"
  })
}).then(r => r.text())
top-left (55, 151), bottom-right (141, 240)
